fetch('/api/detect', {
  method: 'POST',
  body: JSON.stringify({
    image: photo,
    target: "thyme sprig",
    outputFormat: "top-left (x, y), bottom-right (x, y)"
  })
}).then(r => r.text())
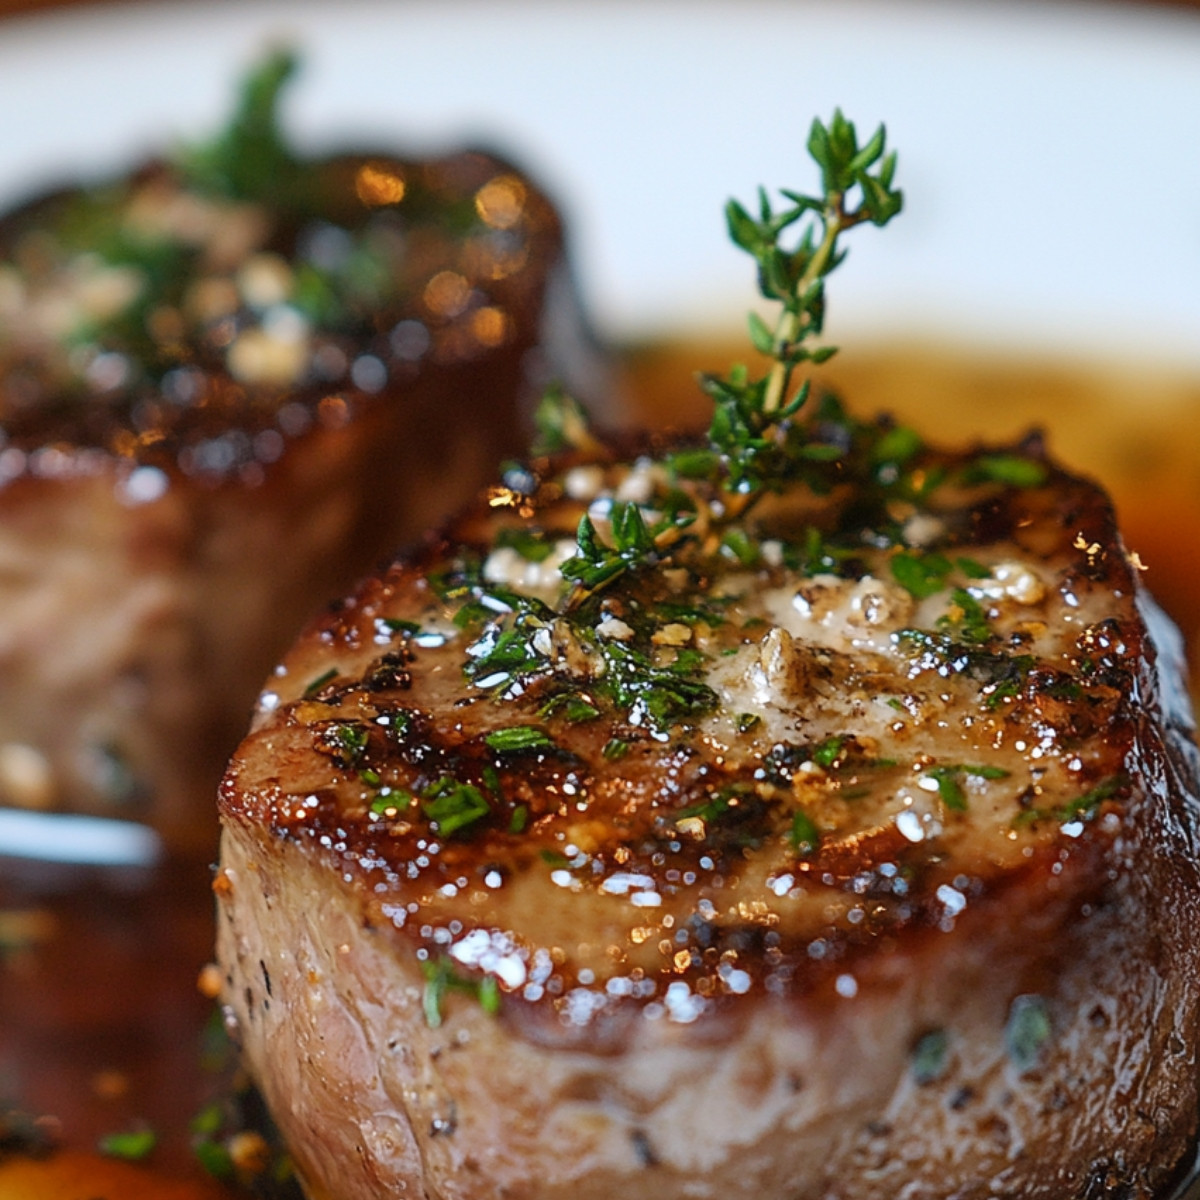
top-left (534, 112), bottom-right (902, 611)
top-left (460, 112), bottom-right (903, 737)
top-left (680, 111), bottom-right (902, 510)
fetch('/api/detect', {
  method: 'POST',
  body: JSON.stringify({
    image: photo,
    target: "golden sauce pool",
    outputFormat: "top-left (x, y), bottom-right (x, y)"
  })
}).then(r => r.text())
top-left (3, 340), bottom-right (1200, 1194)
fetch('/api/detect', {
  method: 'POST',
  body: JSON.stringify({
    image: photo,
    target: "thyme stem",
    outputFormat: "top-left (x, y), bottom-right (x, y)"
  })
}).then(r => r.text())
top-left (761, 194), bottom-right (857, 415)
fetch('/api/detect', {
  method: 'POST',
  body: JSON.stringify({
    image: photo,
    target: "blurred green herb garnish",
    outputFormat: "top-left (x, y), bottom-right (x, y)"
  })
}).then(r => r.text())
top-left (175, 47), bottom-right (303, 206)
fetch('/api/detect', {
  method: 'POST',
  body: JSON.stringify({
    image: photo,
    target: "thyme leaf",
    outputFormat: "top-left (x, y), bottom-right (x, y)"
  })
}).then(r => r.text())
top-left (421, 957), bottom-right (501, 1028)
top-left (421, 777), bottom-right (490, 837)
top-left (559, 503), bottom-right (695, 604)
top-left (485, 726), bottom-right (557, 755)
top-left (789, 809), bottom-right (821, 857)
top-left (891, 551), bottom-right (952, 599)
top-left (925, 763), bottom-right (1010, 812)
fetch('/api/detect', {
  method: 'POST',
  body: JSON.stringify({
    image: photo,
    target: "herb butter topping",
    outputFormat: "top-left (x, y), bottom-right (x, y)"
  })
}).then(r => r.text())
top-left (0, 51), bottom-right (558, 484)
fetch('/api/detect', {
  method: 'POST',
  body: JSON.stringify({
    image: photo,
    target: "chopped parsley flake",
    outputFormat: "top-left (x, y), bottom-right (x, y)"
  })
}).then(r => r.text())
top-left (812, 735), bottom-right (848, 769)
top-left (938, 587), bottom-right (992, 644)
top-left (1015, 774), bottom-right (1125, 827)
top-left (871, 425), bottom-right (922, 466)
top-left (539, 692), bottom-right (602, 723)
top-left (370, 789), bottom-right (413, 815)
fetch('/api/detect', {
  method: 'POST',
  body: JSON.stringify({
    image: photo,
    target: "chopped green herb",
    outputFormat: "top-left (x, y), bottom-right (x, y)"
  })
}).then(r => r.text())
top-left (380, 617), bottom-right (423, 637)
top-left (531, 385), bottom-right (601, 456)
top-left (812, 735), bottom-right (847, 769)
top-left (872, 425), bottom-right (923, 465)
top-left (677, 783), bottom-right (754, 825)
top-left (509, 805), bottom-right (529, 834)
top-left (720, 527), bottom-right (760, 566)
top-left (966, 454), bottom-right (1049, 489)
top-left (485, 726), bottom-right (557, 755)
top-left (911, 1029), bottom-right (950, 1085)
top-left (193, 1139), bottom-right (234, 1180)
top-left (560, 503), bottom-right (695, 604)
top-left (331, 722), bottom-right (368, 767)
top-left (928, 768), bottom-right (965, 811)
top-left (956, 556), bottom-right (991, 580)
top-left (421, 957), bottom-right (502, 1028)
top-left (595, 637), bottom-right (717, 735)
top-left (657, 599), bottom-right (728, 627)
top-left (539, 692), bottom-right (602, 723)
top-left (370, 789), bottom-right (413, 815)
top-left (189, 1103), bottom-right (223, 1139)
top-left (387, 708), bottom-right (417, 739)
top-left (736, 712), bottom-right (762, 734)
top-left (421, 777), bottom-right (490, 837)
top-left (303, 667), bottom-right (338, 696)
top-left (1005, 993), bottom-right (1051, 1073)
top-left (789, 810), bottom-right (821, 857)
top-left (494, 526), bottom-right (556, 563)
top-left (478, 974), bottom-right (501, 1015)
top-left (602, 738), bottom-right (631, 761)
top-left (98, 1127), bottom-right (157, 1161)
top-left (1058, 775), bottom-right (1122, 821)
top-left (175, 48), bottom-right (301, 206)
top-left (1016, 774), bottom-right (1125, 827)
top-left (891, 551), bottom-right (952, 599)
top-left (462, 600), bottom-right (553, 693)
top-left (926, 763), bottom-right (1010, 812)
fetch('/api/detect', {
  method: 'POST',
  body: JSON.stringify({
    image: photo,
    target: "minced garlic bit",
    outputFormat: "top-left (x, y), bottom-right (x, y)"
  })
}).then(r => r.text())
top-left (973, 561), bottom-right (1046, 606)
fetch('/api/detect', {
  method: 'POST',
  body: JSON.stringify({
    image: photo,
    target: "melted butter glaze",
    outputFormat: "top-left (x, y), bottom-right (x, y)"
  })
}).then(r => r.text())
top-left (221, 429), bottom-right (1148, 1029)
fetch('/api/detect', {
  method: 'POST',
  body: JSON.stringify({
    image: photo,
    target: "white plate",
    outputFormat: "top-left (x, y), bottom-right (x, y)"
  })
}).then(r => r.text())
top-left (3, 0), bottom-right (1200, 366)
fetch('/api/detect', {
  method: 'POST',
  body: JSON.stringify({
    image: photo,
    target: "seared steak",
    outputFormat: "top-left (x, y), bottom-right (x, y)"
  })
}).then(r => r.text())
top-left (216, 411), bottom-right (1200, 1198)
top-left (0, 58), bottom-right (595, 857)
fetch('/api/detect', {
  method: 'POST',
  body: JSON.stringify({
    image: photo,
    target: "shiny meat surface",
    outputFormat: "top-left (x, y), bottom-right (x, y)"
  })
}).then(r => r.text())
top-left (217, 421), bottom-right (1200, 1198)
top-left (0, 146), bottom-right (591, 857)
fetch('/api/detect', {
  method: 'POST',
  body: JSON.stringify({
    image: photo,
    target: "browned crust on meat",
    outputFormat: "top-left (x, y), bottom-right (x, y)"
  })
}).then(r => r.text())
top-left (215, 430), bottom-right (1200, 1197)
